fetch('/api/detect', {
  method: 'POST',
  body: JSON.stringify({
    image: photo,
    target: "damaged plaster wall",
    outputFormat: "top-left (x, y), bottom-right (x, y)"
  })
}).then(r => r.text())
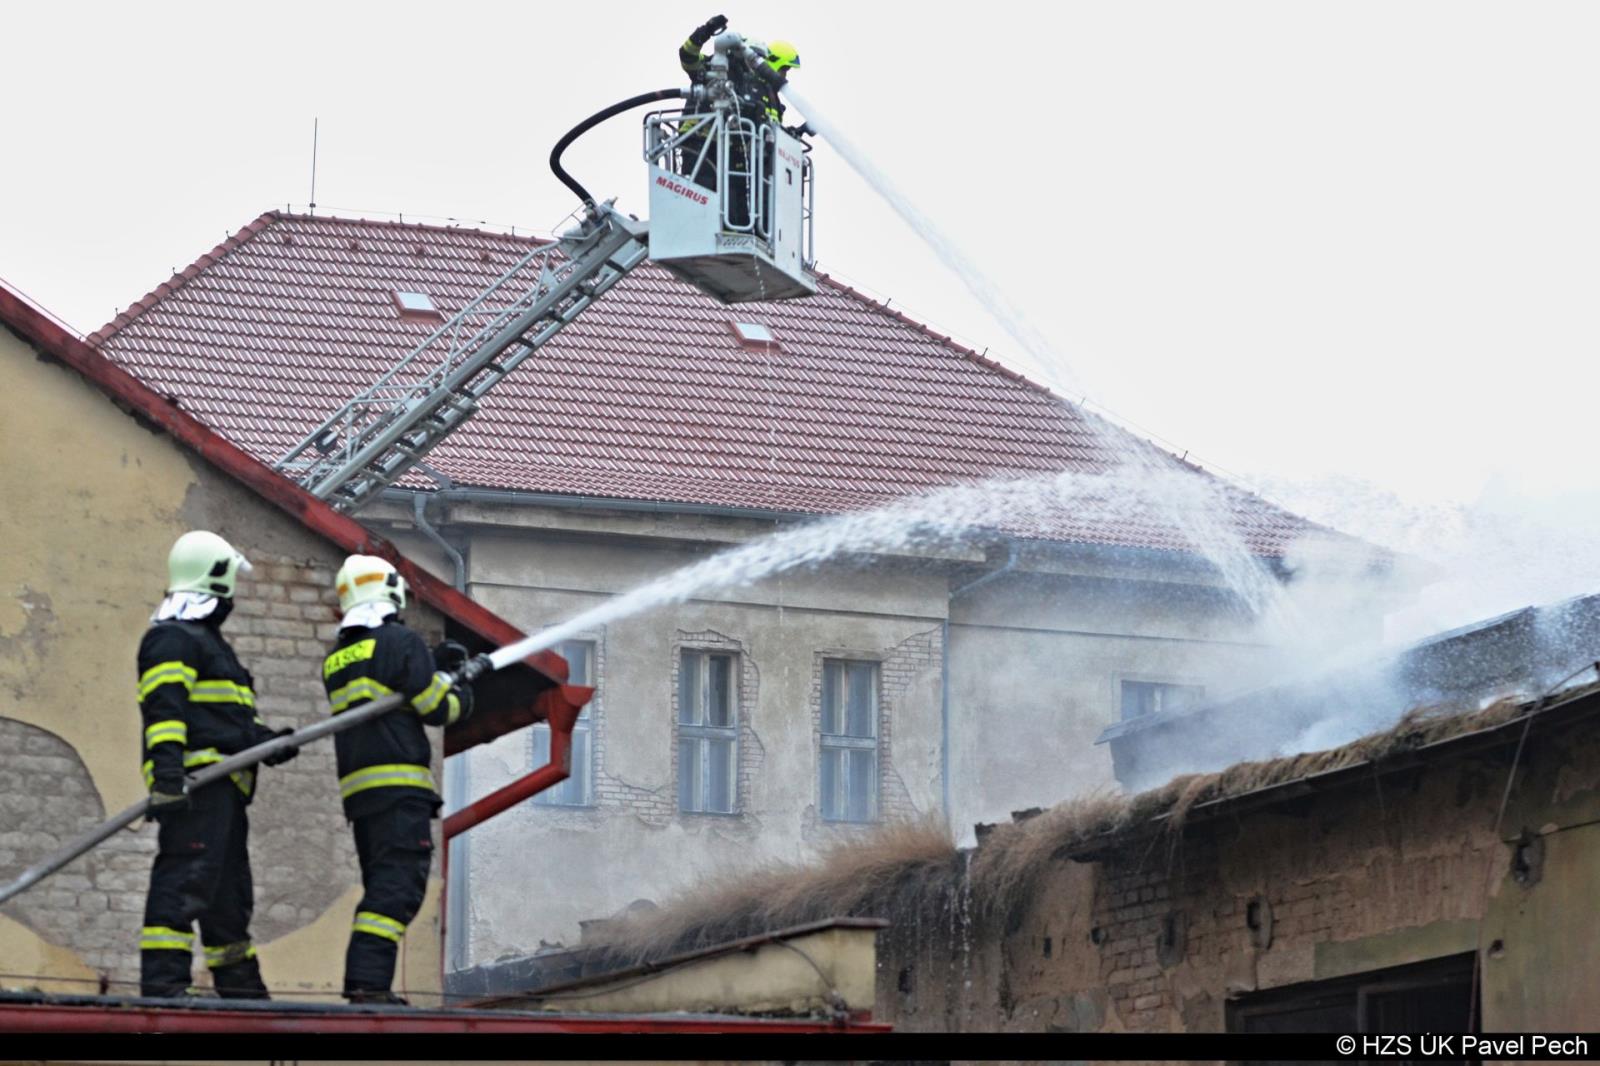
top-left (0, 330), bottom-right (447, 999)
top-left (455, 529), bottom-right (949, 964)
top-left (434, 509), bottom-right (1300, 972)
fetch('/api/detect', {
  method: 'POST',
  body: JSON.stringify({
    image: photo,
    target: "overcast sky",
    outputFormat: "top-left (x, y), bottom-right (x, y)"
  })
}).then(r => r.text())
top-left (5, 1), bottom-right (1599, 561)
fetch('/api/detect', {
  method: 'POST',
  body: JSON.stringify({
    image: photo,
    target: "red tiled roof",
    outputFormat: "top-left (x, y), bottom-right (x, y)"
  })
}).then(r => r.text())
top-left (90, 211), bottom-right (1324, 557)
top-left (0, 280), bottom-right (588, 756)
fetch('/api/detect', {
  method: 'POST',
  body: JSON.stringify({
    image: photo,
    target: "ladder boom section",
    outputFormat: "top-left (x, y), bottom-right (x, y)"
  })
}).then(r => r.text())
top-left (274, 209), bottom-right (649, 512)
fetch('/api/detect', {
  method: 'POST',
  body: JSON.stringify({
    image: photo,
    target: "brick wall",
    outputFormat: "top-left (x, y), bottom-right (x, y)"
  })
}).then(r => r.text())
top-left (875, 720), bottom-right (1600, 1032)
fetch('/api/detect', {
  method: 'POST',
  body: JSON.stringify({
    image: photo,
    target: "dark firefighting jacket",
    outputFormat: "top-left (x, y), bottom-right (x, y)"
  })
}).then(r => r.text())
top-left (321, 619), bottom-right (470, 820)
top-left (138, 620), bottom-right (274, 803)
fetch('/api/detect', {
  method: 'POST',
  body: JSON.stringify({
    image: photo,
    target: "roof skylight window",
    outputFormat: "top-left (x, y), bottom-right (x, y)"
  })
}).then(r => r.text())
top-left (730, 320), bottom-right (778, 348)
top-left (392, 289), bottom-right (441, 317)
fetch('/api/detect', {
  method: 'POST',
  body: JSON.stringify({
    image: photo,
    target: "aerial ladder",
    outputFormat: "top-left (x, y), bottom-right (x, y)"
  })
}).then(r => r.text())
top-left (0, 32), bottom-right (820, 909)
top-left (273, 31), bottom-right (816, 513)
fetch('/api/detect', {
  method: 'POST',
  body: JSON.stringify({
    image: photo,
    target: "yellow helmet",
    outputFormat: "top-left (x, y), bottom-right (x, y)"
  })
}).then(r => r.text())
top-left (167, 531), bottom-right (251, 598)
top-left (335, 554), bottom-right (408, 614)
top-left (766, 40), bottom-right (800, 74)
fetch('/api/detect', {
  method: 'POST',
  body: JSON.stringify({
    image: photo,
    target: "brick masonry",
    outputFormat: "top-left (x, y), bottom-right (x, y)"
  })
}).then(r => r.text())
top-left (0, 551), bottom-right (450, 991)
top-left (878, 718), bottom-right (1600, 1033)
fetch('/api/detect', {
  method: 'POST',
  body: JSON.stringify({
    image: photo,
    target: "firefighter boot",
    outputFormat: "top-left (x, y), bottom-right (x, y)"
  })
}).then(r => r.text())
top-left (210, 952), bottom-right (270, 999)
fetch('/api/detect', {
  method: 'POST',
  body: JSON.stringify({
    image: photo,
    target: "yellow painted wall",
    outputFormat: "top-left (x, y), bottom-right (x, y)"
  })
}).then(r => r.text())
top-left (1, 328), bottom-right (195, 817)
top-left (0, 328), bottom-right (441, 998)
top-left (0, 912), bottom-right (101, 993)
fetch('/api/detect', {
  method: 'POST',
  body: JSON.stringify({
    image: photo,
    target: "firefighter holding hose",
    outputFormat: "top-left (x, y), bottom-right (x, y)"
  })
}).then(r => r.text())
top-left (677, 15), bottom-right (805, 226)
top-left (320, 555), bottom-right (475, 1005)
top-left (137, 531), bottom-right (299, 999)
top-left (679, 14), bottom-right (802, 127)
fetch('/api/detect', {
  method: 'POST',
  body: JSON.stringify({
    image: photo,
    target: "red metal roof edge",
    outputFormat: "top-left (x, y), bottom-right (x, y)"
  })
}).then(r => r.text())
top-left (2, 280), bottom-right (578, 700)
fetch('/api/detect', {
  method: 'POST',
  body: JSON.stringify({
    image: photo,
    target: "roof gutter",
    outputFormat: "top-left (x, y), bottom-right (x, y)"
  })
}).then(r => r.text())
top-left (412, 491), bottom-right (467, 592)
top-left (949, 541), bottom-right (1021, 599)
top-left (381, 486), bottom-right (808, 525)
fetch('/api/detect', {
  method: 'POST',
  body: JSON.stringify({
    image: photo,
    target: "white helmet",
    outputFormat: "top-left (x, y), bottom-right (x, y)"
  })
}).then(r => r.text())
top-left (167, 531), bottom-right (251, 598)
top-left (335, 554), bottom-right (408, 614)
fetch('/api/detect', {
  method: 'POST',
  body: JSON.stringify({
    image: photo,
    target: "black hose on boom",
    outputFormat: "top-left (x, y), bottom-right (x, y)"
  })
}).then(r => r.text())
top-left (550, 88), bottom-right (689, 207)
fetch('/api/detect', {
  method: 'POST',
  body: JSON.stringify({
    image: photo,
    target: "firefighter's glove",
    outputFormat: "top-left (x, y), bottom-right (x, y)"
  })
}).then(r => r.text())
top-left (147, 786), bottom-right (190, 822)
top-left (692, 14), bottom-right (728, 43)
top-left (460, 653), bottom-right (495, 684)
top-left (454, 681), bottom-right (476, 724)
top-left (433, 640), bottom-right (471, 674)
top-left (261, 727), bottom-right (299, 767)
top-left (785, 122), bottom-right (813, 139)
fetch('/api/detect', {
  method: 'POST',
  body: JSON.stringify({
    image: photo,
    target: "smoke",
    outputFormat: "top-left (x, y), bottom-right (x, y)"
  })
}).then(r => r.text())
top-left (781, 79), bottom-right (1600, 795)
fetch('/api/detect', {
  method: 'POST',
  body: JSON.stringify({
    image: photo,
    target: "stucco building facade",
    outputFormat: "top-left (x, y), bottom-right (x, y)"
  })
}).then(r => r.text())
top-left (80, 210), bottom-right (1383, 977)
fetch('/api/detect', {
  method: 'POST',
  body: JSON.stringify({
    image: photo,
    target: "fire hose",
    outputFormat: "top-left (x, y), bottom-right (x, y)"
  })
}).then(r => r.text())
top-left (0, 629), bottom-right (557, 908)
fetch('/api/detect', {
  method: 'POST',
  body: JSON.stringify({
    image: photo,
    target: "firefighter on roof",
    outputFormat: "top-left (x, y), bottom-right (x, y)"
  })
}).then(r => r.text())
top-left (138, 531), bottom-right (299, 999)
top-left (321, 555), bottom-right (475, 1005)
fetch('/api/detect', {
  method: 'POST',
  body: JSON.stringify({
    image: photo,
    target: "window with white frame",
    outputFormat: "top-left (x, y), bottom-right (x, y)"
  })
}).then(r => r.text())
top-left (677, 650), bottom-right (737, 814)
top-left (819, 659), bottom-right (878, 823)
top-left (530, 639), bottom-right (595, 806)
top-left (1120, 679), bottom-right (1204, 722)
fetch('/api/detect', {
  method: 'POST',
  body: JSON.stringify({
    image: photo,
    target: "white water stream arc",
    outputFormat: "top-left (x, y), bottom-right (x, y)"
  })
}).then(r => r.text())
top-left (780, 81), bottom-right (1304, 638)
top-left (491, 465), bottom-right (1291, 671)
top-left (491, 85), bottom-right (1308, 669)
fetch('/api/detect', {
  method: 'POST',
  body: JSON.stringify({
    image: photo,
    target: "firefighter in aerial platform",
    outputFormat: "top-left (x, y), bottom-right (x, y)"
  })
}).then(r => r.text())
top-left (321, 555), bottom-right (476, 1005)
top-left (138, 531), bottom-right (299, 999)
top-left (678, 13), bottom-right (731, 188)
top-left (678, 15), bottom-right (805, 227)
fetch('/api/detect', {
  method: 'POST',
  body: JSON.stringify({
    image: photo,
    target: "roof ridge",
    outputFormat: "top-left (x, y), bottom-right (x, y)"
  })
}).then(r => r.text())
top-left (87, 211), bottom-right (281, 347)
top-left (270, 209), bottom-right (550, 245)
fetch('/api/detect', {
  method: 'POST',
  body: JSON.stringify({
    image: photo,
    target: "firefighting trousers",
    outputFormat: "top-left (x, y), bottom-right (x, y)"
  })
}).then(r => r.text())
top-left (140, 782), bottom-right (269, 998)
top-left (344, 794), bottom-right (434, 994)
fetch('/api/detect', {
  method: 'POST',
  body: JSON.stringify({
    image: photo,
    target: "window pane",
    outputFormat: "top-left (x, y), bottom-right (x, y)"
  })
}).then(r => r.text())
top-left (568, 725), bottom-right (591, 805)
top-left (708, 655), bottom-right (733, 727)
top-left (707, 737), bottom-right (735, 813)
top-left (678, 652), bottom-right (701, 725)
top-left (559, 640), bottom-right (593, 688)
top-left (678, 738), bottom-right (700, 811)
top-left (845, 663), bottom-right (875, 737)
top-left (531, 723), bottom-right (552, 768)
top-left (846, 747), bottom-right (875, 821)
top-left (820, 746), bottom-right (841, 820)
top-left (821, 661), bottom-right (842, 735)
top-left (1122, 681), bottom-right (1203, 721)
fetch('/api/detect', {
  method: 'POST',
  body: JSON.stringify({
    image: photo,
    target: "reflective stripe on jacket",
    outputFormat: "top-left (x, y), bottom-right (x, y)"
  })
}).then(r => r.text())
top-left (137, 620), bottom-right (271, 802)
top-left (321, 619), bottom-right (462, 819)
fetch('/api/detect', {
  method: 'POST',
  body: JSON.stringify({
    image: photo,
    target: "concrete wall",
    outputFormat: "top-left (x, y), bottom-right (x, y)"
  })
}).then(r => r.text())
top-left (401, 501), bottom-right (1288, 970)
top-left (0, 329), bottom-right (447, 1001)
top-left (876, 710), bottom-right (1600, 1032)
top-left (949, 568), bottom-right (1271, 831)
